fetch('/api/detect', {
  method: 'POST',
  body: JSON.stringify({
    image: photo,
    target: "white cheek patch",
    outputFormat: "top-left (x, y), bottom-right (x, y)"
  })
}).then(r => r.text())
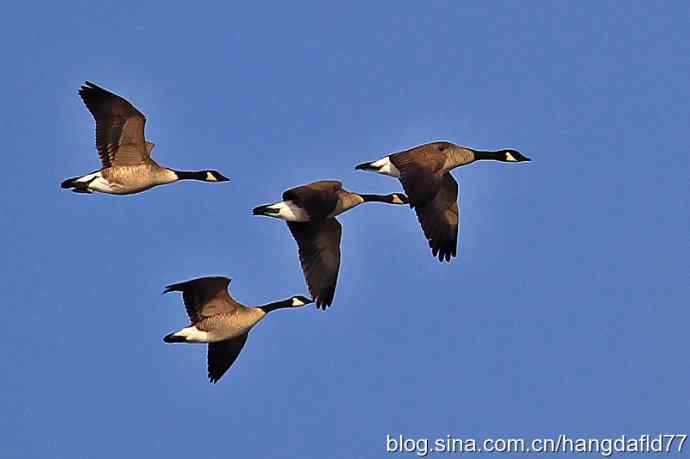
top-left (206, 172), bottom-right (217, 181)
top-left (291, 297), bottom-right (307, 306)
top-left (371, 156), bottom-right (401, 178)
top-left (505, 152), bottom-right (517, 162)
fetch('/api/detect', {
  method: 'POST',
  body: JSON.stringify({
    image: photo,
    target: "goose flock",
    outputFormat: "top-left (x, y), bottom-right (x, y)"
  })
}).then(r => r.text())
top-left (64, 81), bottom-right (530, 383)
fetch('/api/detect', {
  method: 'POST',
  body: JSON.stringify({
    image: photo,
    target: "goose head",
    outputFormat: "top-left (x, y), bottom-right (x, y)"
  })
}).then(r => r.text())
top-left (202, 170), bottom-right (230, 182)
top-left (497, 149), bottom-right (530, 162)
top-left (389, 193), bottom-right (409, 205)
top-left (290, 295), bottom-right (313, 307)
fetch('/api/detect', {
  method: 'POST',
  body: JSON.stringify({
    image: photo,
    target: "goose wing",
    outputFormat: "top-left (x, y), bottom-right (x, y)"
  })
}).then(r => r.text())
top-left (390, 146), bottom-right (446, 208)
top-left (163, 276), bottom-right (242, 323)
top-left (79, 81), bottom-right (149, 167)
top-left (414, 173), bottom-right (459, 262)
top-left (282, 180), bottom-right (342, 220)
top-left (287, 218), bottom-right (342, 309)
top-left (207, 333), bottom-right (249, 383)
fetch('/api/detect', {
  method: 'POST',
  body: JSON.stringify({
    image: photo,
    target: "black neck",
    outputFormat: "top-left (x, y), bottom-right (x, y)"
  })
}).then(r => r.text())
top-left (258, 298), bottom-right (293, 314)
top-left (172, 170), bottom-right (207, 181)
top-left (359, 194), bottom-right (395, 203)
top-left (472, 150), bottom-right (504, 161)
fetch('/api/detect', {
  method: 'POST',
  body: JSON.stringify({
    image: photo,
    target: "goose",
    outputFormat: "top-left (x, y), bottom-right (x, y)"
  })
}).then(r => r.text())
top-left (163, 276), bottom-right (312, 383)
top-left (61, 81), bottom-right (229, 195)
top-left (355, 141), bottom-right (530, 262)
top-left (252, 180), bottom-right (408, 309)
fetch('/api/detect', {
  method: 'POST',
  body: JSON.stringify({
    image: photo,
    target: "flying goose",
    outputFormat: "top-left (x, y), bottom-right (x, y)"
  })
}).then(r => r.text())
top-left (356, 141), bottom-right (530, 262)
top-left (163, 276), bottom-right (312, 383)
top-left (61, 81), bottom-right (229, 195)
top-left (252, 180), bottom-right (408, 309)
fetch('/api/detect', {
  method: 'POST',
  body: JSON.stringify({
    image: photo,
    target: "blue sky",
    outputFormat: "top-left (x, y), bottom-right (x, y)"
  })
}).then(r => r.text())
top-left (0, 1), bottom-right (688, 457)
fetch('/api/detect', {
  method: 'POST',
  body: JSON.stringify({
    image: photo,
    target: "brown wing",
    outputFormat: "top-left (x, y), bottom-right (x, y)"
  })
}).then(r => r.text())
top-left (414, 173), bottom-right (459, 262)
top-left (79, 81), bottom-right (149, 167)
top-left (207, 333), bottom-right (249, 383)
top-left (163, 276), bottom-right (242, 323)
top-left (282, 180), bottom-right (342, 220)
top-left (287, 218), bottom-right (342, 309)
top-left (390, 144), bottom-right (447, 208)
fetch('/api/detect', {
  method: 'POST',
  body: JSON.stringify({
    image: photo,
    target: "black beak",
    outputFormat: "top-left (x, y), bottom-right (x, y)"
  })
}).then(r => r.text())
top-left (252, 204), bottom-right (279, 216)
top-left (215, 173), bottom-right (230, 182)
top-left (355, 162), bottom-right (377, 171)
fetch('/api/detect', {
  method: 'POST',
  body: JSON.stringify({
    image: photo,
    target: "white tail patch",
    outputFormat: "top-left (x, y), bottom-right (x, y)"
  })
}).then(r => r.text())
top-left (370, 156), bottom-right (401, 177)
top-left (173, 326), bottom-right (211, 343)
top-left (73, 171), bottom-right (120, 193)
top-left (74, 172), bottom-right (101, 183)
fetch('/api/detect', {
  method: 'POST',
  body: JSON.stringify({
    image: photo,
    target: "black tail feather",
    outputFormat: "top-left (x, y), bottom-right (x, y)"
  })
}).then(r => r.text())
top-left (61, 177), bottom-right (81, 189)
top-left (163, 333), bottom-right (186, 343)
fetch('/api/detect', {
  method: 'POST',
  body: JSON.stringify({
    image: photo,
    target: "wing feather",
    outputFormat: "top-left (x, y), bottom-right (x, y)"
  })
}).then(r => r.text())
top-left (287, 219), bottom-right (342, 309)
top-left (163, 276), bottom-right (242, 322)
top-left (79, 81), bottom-right (149, 167)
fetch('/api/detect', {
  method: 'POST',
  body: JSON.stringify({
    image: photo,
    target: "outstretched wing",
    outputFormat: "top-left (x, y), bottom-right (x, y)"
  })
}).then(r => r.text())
top-left (287, 218), bottom-right (342, 309)
top-left (414, 173), bottom-right (459, 262)
top-left (163, 276), bottom-right (242, 323)
top-left (79, 81), bottom-right (149, 167)
top-left (207, 333), bottom-right (249, 383)
top-left (282, 180), bottom-right (342, 220)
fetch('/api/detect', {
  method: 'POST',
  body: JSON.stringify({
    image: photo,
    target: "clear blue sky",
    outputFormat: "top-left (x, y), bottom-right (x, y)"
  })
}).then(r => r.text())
top-left (0, 1), bottom-right (687, 458)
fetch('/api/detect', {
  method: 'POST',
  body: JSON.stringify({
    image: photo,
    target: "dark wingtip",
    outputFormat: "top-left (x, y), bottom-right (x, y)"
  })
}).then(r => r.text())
top-left (314, 288), bottom-right (335, 310)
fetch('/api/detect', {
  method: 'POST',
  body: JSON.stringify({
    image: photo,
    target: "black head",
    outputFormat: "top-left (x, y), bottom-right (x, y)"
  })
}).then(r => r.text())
top-left (498, 149), bottom-right (530, 162)
top-left (290, 295), bottom-right (313, 307)
top-left (387, 193), bottom-right (409, 205)
top-left (204, 170), bottom-right (230, 182)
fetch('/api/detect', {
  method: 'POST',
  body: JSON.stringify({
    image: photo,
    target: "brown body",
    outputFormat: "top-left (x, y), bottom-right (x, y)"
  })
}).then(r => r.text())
top-left (253, 180), bottom-right (408, 309)
top-left (163, 276), bottom-right (312, 383)
top-left (62, 81), bottom-right (227, 195)
top-left (356, 141), bottom-right (530, 261)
